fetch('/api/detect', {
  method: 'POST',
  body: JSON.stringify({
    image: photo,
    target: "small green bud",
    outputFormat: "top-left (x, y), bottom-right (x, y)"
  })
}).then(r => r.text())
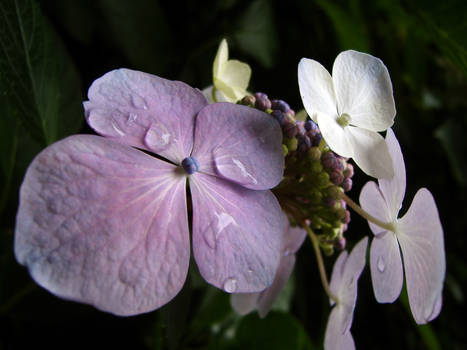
top-left (317, 172), bottom-right (330, 187)
top-left (282, 144), bottom-right (288, 156)
top-left (286, 137), bottom-right (298, 152)
top-left (308, 147), bottom-right (321, 161)
top-left (310, 160), bottom-right (323, 173)
top-left (327, 185), bottom-right (343, 200)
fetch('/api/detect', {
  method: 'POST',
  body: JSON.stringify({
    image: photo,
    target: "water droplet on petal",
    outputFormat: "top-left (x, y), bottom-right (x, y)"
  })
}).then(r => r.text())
top-left (223, 278), bottom-right (237, 293)
top-left (144, 125), bottom-right (171, 152)
top-left (111, 121), bottom-right (125, 136)
top-left (127, 113), bottom-right (138, 123)
top-left (377, 256), bottom-right (386, 272)
top-left (283, 249), bottom-right (292, 257)
top-left (131, 95), bottom-right (148, 110)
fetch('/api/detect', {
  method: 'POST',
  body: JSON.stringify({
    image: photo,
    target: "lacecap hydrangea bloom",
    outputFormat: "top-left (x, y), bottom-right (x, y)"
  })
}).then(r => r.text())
top-left (298, 50), bottom-right (395, 179)
top-left (360, 128), bottom-right (445, 324)
top-left (14, 69), bottom-right (285, 316)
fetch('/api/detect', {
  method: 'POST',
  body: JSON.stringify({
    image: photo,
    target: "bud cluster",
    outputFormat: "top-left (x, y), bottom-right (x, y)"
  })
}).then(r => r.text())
top-left (240, 93), bottom-right (355, 255)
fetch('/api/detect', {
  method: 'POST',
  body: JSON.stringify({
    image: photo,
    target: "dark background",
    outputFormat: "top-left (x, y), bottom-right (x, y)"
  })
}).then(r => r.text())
top-left (1, 0), bottom-right (466, 349)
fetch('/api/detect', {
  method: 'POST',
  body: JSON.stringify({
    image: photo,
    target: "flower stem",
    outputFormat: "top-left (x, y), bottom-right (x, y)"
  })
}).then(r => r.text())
top-left (211, 86), bottom-right (218, 102)
top-left (342, 193), bottom-right (395, 232)
top-left (302, 222), bottom-right (339, 303)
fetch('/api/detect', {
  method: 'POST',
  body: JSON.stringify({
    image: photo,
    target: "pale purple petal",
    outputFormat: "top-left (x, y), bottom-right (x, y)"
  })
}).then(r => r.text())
top-left (332, 50), bottom-right (395, 132)
top-left (192, 103), bottom-right (284, 190)
top-left (189, 172), bottom-right (282, 293)
top-left (298, 58), bottom-right (338, 123)
top-left (282, 217), bottom-right (307, 254)
top-left (369, 231), bottom-right (403, 303)
top-left (14, 135), bottom-right (190, 316)
top-left (230, 292), bottom-right (260, 316)
top-left (257, 254), bottom-right (296, 318)
top-left (324, 308), bottom-right (356, 350)
top-left (359, 181), bottom-right (392, 235)
top-left (329, 251), bottom-right (348, 307)
top-left (378, 128), bottom-right (406, 219)
top-left (347, 126), bottom-right (393, 179)
top-left (84, 69), bottom-right (207, 163)
top-left (338, 237), bottom-right (368, 332)
top-left (397, 188), bottom-right (445, 324)
top-left (329, 237), bottom-right (368, 334)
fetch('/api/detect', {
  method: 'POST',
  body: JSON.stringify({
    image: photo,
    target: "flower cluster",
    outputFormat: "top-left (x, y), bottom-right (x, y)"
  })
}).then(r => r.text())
top-left (13, 38), bottom-right (445, 349)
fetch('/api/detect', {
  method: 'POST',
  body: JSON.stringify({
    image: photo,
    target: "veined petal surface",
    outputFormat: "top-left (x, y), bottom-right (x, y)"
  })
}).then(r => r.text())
top-left (369, 232), bottom-right (403, 303)
top-left (14, 135), bottom-right (190, 316)
top-left (397, 188), bottom-right (445, 324)
top-left (84, 69), bottom-right (207, 163)
top-left (359, 181), bottom-right (393, 235)
top-left (378, 128), bottom-right (406, 218)
top-left (298, 58), bottom-right (338, 122)
top-left (189, 173), bottom-right (282, 294)
top-left (192, 103), bottom-right (284, 190)
top-left (347, 126), bottom-right (393, 179)
top-left (332, 50), bottom-right (395, 132)
top-left (325, 237), bottom-right (368, 350)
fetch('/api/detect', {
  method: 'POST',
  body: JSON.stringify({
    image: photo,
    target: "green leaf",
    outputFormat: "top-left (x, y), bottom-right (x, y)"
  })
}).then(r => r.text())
top-left (435, 117), bottom-right (467, 187)
top-left (234, 0), bottom-right (278, 68)
top-left (233, 311), bottom-right (314, 350)
top-left (407, 0), bottom-right (467, 76)
top-left (0, 0), bottom-right (83, 146)
top-left (314, 0), bottom-right (369, 52)
top-left (97, 0), bottom-right (172, 73)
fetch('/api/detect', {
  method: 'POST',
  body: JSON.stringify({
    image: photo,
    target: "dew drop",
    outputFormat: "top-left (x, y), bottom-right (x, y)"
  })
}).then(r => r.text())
top-left (144, 125), bottom-right (171, 152)
top-left (377, 256), bottom-right (386, 272)
top-left (127, 113), bottom-right (138, 123)
top-left (131, 95), bottom-right (148, 110)
top-left (223, 278), bottom-right (237, 293)
top-left (111, 121), bottom-right (126, 136)
top-left (283, 249), bottom-right (292, 257)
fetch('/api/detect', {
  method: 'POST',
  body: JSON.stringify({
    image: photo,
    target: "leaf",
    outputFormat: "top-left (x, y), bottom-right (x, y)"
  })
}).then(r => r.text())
top-left (314, 0), bottom-right (370, 52)
top-left (233, 311), bottom-right (314, 350)
top-left (435, 117), bottom-right (467, 187)
top-left (407, 0), bottom-right (467, 76)
top-left (97, 0), bottom-right (172, 73)
top-left (0, 0), bottom-right (83, 146)
top-left (233, 0), bottom-right (278, 68)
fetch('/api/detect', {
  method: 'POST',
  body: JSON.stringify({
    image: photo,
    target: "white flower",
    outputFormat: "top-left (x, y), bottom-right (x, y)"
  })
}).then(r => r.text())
top-left (298, 50), bottom-right (396, 178)
top-left (203, 39), bottom-right (251, 103)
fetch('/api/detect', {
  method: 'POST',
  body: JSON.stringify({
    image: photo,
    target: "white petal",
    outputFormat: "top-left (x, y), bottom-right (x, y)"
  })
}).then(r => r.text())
top-left (332, 50), bottom-right (395, 132)
top-left (369, 232), bottom-right (403, 303)
top-left (397, 188), bottom-right (445, 324)
top-left (316, 113), bottom-right (354, 158)
top-left (298, 58), bottom-right (338, 123)
top-left (213, 39), bottom-right (228, 78)
top-left (359, 181), bottom-right (393, 235)
top-left (378, 128), bottom-right (406, 218)
top-left (347, 126), bottom-right (394, 179)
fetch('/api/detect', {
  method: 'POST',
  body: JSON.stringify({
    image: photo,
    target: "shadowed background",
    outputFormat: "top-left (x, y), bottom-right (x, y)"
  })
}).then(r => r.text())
top-left (1, 0), bottom-right (466, 349)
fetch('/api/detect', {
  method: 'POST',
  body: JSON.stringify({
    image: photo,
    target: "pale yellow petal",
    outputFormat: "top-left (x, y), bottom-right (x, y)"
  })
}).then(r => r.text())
top-left (213, 39), bottom-right (228, 78)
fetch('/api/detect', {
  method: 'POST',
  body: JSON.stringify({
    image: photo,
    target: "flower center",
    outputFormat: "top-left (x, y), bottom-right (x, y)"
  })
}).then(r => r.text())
top-left (337, 113), bottom-right (351, 127)
top-left (181, 156), bottom-right (200, 175)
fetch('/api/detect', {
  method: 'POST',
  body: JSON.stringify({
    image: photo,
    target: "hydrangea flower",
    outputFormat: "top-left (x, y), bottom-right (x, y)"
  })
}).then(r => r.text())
top-left (203, 38), bottom-right (252, 103)
top-left (325, 237), bottom-right (368, 350)
top-left (298, 50), bottom-right (395, 179)
top-left (359, 129), bottom-right (445, 324)
top-left (14, 69), bottom-right (285, 316)
top-left (230, 212), bottom-right (306, 318)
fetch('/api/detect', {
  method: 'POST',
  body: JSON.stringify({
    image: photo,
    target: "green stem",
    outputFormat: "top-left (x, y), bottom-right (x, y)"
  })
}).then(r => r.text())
top-left (342, 193), bottom-right (395, 232)
top-left (211, 86), bottom-right (218, 103)
top-left (302, 222), bottom-right (339, 303)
